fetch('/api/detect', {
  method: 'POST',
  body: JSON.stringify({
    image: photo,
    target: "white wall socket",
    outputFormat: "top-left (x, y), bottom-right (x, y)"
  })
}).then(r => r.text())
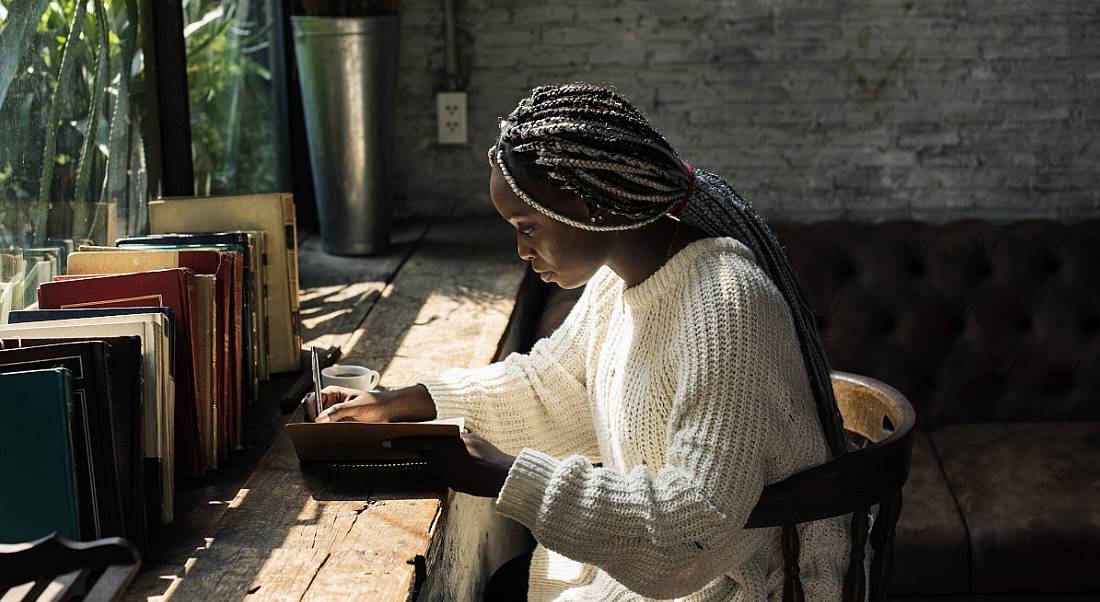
top-left (437, 91), bottom-right (468, 145)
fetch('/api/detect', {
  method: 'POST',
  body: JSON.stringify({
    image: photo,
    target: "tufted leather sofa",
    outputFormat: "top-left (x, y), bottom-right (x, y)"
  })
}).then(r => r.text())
top-left (530, 219), bottom-right (1100, 599)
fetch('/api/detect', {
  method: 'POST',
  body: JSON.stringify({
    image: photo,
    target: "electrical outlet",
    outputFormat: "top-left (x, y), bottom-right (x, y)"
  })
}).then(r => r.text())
top-left (437, 91), bottom-right (468, 145)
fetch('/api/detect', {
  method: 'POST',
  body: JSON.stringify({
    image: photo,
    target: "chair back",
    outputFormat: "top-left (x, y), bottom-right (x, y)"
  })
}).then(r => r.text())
top-left (745, 371), bottom-right (916, 602)
top-left (0, 533), bottom-right (140, 602)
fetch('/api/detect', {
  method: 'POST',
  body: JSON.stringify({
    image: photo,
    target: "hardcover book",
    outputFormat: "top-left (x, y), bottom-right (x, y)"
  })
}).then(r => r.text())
top-left (9, 307), bottom-right (175, 373)
top-left (194, 274), bottom-right (218, 466)
top-left (118, 232), bottom-right (263, 410)
top-left (0, 315), bottom-right (174, 523)
top-left (0, 342), bottom-right (125, 542)
top-left (0, 335), bottom-right (149, 546)
top-left (67, 247), bottom-right (238, 459)
top-left (36, 269), bottom-right (204, 478)
top-left (149, 194), bottom-right (300, 373)
top-left (0, 368), bottom-right (80, 543)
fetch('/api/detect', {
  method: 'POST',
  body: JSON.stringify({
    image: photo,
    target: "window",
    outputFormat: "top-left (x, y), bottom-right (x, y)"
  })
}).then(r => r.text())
top-left (0, 0), bottom-right (147, 316)
top-left (183, 0), bottom-right (282, 195)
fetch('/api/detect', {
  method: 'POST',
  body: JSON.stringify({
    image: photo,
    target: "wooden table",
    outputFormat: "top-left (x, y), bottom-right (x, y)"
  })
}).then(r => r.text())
top-left (126, 216), bottom-right (532, 600)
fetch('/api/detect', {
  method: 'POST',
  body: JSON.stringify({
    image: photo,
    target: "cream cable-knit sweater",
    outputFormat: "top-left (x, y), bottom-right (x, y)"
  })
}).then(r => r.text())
top-left (418, 237), bottom-right (851, 601)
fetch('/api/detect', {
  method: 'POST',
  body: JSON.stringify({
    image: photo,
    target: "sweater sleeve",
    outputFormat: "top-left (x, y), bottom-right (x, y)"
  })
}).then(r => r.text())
top-left (494, 261), bottom-right (788, 599)
top-left (414, 269), bottom-right (610, 459)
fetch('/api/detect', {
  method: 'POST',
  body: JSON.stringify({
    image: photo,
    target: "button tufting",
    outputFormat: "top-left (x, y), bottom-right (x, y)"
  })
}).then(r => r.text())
top-left (1082, 316), bottom-right (1099, 335)
top-left (1048, 375), bottom-right (1074, 395)
top-left (881, 317), bottom-right (896, 334)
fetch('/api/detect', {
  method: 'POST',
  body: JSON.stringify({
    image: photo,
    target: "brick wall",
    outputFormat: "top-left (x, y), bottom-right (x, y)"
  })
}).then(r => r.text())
top-left (391, 0), bottom-right (1099, 222)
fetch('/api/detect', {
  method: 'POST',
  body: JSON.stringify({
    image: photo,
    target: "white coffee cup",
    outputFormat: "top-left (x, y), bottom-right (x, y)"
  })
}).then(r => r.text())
top-left (320, 364), bottom-right (381, 391)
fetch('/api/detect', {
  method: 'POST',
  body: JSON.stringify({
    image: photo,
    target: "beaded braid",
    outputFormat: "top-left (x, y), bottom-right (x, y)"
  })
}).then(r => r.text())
top-left (496, 84), bottom-right (691, 222)
top-left (493, 83), bottom-right (847, 458)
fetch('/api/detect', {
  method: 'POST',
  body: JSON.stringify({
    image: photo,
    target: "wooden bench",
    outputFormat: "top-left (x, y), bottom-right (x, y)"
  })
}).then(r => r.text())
top-left (125, 215), bottom-right (531, 600)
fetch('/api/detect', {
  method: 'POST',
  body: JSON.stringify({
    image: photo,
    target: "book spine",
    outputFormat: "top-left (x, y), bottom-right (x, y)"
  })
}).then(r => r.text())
top-left (283, 193), bottom-right (302, 371)
top-left (60, 369), bottom-right (81, 541)
top-left (208, 278), bottom-right (218, 467)
top-left (144, 458), bottom-right (163, 536)
top-left (257, 234), bottom-right (270, 381)
top-left (180, 269), bottom-right (205, 477)
top-left (239, 245), bottom-right (259, 402)
top-left (164, 367), bottom-right (175, 523)
top-left (232, 257), bottom-right (244, 448)
top-left (217, 257), bottom-right (232, 460)
top-left (93, 347), bottom-right (126, 539)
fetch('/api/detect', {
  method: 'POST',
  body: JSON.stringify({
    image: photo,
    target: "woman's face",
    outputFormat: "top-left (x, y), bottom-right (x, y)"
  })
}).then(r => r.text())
top-left (489, 160), bottom-right (608, 289)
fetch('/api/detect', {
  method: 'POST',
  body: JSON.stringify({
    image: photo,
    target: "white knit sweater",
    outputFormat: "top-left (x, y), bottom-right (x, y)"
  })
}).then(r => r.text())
top-left (419, 237), bottom-right (851, 601)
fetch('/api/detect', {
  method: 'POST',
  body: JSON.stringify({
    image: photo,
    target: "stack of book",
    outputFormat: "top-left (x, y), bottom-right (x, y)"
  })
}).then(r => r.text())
top-left (0, 193), bottom-right (302, 549)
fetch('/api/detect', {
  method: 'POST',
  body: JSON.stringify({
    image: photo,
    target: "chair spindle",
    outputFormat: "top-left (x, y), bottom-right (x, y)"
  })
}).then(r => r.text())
top-left (868, 490), bottom-right (902, 601)
top-left (781, 523), bottom-right (805, 602)
top-left (842, 506), bottom-right (869, 602)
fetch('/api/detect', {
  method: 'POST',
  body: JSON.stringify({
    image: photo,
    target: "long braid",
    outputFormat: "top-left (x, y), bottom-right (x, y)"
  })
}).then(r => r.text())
top-left (494, 83), bottom-right (847, 458)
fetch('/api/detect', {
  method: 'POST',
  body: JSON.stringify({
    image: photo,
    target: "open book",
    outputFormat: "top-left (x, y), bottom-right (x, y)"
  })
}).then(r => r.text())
top-left (285, 417), bottom-right (465, 467)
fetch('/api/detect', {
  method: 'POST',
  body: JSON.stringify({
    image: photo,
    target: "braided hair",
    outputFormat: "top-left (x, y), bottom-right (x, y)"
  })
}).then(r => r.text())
top-left (492, 83), bottom-right (848, 458)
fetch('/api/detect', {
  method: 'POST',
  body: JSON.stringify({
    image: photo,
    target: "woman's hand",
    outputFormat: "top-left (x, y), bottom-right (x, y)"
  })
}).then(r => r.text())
top-left (391, 433), bottom-right (515, 498)
top-left (306, 385), bottom-right (389, 423)
top-left (306, 383), bottom-right (438, 423)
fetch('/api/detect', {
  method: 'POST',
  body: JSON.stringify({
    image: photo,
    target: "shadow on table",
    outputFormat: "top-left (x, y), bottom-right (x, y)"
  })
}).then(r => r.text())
top-left (299, 464), bottom-right (446, 502)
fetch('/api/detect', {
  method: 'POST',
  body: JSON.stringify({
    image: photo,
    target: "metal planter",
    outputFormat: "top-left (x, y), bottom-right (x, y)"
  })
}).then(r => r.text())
top-left (292, 15), bottom-right (398, 256)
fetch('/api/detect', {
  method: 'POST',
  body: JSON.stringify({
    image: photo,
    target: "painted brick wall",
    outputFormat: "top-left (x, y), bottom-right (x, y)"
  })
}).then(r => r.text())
top-left (391, 0), bottom-right (1099, 222)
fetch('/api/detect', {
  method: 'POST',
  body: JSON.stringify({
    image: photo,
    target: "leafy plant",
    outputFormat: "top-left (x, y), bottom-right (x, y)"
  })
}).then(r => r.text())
top-left (184, 0), bottom-right (280, 196)
top-left (0, 0), bottom-right (146, 247)
top-left (0, 0), bottom-right (281, 249)
top-left (33, 0), bottom-right (87, 247)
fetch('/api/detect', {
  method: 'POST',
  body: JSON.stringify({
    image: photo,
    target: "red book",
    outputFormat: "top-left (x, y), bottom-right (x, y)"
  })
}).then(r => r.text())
top-left (38, 268), bottom-right (205, 478)
top-left (142, 250), bottom-right (242, 455)
top-left (170, 250), bottom-right (241, 460)
top-left (59, 248), bottom-right (245, 459)
top-left (224, 252), bottom-right (244, 452)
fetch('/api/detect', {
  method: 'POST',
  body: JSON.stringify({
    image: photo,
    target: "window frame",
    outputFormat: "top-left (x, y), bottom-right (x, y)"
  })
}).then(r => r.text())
top-left (142, 0), bottom-right (195, 198)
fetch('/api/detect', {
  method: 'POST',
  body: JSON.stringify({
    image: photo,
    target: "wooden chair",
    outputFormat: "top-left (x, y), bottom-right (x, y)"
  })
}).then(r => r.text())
top-left (745, 371), bottom-right (916, 602)
top-left (0, 533), bottom-right (141, 602)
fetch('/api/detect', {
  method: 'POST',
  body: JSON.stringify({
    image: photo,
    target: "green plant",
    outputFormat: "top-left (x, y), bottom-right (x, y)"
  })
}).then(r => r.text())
top-left (1, 0), bottom-right (281, 249)
top-left (32, 0), bottom-right (89, 247)
top-left (0, 0), bottom-right (144, 247)
top-left (184, 0), bottom-right (280, 196)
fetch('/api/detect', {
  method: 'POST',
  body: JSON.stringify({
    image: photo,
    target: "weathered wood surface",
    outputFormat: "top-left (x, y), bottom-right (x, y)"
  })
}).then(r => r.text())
top-left (342, 217), bottom-right (524, 379)
top-left (127, 216), bottom-right (529, 601)
top-left (298, 219), bottom-right (432, 352)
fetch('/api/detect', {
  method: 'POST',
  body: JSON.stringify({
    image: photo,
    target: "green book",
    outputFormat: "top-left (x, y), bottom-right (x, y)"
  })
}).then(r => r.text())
top-left (0, 342), bottom-right (125, 543)
top-left (0, 367), bottom-right (79, 543)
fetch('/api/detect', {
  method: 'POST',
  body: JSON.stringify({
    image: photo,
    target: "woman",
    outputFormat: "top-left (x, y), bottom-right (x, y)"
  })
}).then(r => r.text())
top-left (311, 83), bottom-right (851, 600)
